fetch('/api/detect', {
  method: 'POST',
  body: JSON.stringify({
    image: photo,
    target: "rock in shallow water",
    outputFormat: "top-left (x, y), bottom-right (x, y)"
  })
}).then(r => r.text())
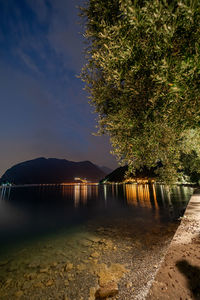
top-left (15, 290), bottom-right (24, 297)
top-left (39, 267), bottom-right (49, 273)
top-left (96, 263), bottom-right (127, 286)
top-left (45, 279), bottom-right (54, 287)
top-left (65, 263), bottom-right (73, 271)
top-left (95, 281), bottom-right (118, 299)
top-left (90, 252), bottom-right (100, 259)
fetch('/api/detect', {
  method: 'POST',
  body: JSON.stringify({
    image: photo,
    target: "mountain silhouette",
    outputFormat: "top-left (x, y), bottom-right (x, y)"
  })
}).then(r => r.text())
top-left (100, 165), bottom-right (158, 183)
top-left (0, 157), bottom-right (106, 184)
top-left (98, 166), bottom-right (113, 175)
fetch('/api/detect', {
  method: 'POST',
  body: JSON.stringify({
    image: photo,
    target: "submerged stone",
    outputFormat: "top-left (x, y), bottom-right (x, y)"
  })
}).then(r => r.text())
top-left (46, 279), bottom-right (54, 287)
top-left (65, 263), bottom-right (73, 271)
top-left (95, 263), bottom-right (127, 286)
top-left (80, 239), bottom-right (92, 247)
top-left (5, 278), bottom-right (12, 285)
top-left (95, 281), bottom-right (118, 299)
top-left (24, 272), bottom-right (37, 280)
top-left (90, 252), bottom-right (100, 259)
top-left (87, 235), bottom-right (101, 243)
top-left (77, 263), bottom-right (86, 272)
top-left (39, 267), bottom-right (49, 273)
top-left (15, 290), bottom-right (24, 297)
top-left (126, 281), bottom-right (133, 288)
top-left (89, 286), bottom-right (98, 300)
top-left (34, 282), bottom-right (44, 288)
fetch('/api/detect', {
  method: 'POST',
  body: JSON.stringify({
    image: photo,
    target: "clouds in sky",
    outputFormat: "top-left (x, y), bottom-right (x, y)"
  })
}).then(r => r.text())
top-left (0, 0), bottom-right (117, 175)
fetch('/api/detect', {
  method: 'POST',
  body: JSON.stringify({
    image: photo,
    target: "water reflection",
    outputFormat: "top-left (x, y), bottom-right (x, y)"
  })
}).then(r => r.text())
top-left (124, 184), bottom-right (192, 209)
top-left (0, 183), bottom-right (194, 249)
top-left (0, 184), bottom-right (193, 211)
top-left (125, 184), bottom-right (159, 209)
top-left (81, 185), bottom-right (88, 205)
top-left (73, 184), bottom-right (98, 207)
top-left (74, 185), bottom-right (80, 207)
top-left (0, 183), bottom-right (194, 300)
top-left (126, 184), bottom-right (146, 207)
top-left (0, 186), bottom-right (11, 200)
top-left (104, 185), bottom-right (107, 205)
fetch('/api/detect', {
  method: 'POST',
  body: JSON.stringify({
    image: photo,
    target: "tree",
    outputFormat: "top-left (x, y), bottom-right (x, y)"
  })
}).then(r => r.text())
top-left (80, 0), bottom-right (200, 183)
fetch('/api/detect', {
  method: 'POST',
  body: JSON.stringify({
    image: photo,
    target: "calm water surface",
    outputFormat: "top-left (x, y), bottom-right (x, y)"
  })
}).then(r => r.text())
top-left (0, 184), bottom-right (194, 299)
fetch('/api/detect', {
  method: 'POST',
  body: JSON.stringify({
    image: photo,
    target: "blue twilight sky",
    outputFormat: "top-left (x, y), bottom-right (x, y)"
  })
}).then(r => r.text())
top-left (0, 0), bottom-right (117, 175)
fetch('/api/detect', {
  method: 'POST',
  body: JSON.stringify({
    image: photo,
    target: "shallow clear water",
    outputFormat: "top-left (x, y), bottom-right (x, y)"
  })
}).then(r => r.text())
top-left (0, 184), bottom-right (194, 299)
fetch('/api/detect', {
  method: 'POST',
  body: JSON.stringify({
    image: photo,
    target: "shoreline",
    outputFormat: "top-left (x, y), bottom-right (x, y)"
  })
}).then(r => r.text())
top-left (146, 188), bottom-right (200, 299)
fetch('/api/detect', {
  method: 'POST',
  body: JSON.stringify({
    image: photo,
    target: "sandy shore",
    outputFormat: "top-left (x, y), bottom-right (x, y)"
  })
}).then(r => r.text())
top-left (146, 188), bottom-right (200, 300)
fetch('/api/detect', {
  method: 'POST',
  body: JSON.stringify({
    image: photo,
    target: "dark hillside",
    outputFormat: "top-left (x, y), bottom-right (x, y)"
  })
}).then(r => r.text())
top-left (0, 158), bottom-right (105, 184)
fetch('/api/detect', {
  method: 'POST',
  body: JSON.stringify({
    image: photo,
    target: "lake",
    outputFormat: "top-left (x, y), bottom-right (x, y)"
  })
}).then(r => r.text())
top-left (0, 184), bottom-right (193, 299)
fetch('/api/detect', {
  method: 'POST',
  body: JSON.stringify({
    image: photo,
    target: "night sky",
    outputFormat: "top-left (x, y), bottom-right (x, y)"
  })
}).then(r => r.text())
top-left (0, 0), bottom-right (117, 176)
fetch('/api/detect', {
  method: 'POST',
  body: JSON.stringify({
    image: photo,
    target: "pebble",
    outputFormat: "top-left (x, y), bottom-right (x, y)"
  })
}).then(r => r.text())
top-left (65, 263), bottom-right (73, 271)
top-left (67, 272), bottom-right (74, 281)
top-left (34, 282), bottom-right (44, 288)
top-left (5, 278), bottom-right (12, 285)
top-left (126, 282), bottom-right (133, 288)
top-left (39, 267), bottom-right (49, 273)
top-left (93, 259), bottom-right (98, 264)
top-left (77, 264), bottom-right (86, 272)
top-left (46, 279), bottom-right (54, 287)
top-left (24, 272), bottom-right (37, 280)
top-left (80, 240), bottom-right (92, 247)
top-left (15, 290), bottom-right (24, 297)
top-left (64, 279), bottom-right (69, 286)
top-left (22, 281), bottom-right (32, 289)
top-left (87, 236), bottom-right (101, 243)
top-left (89, 287), bottom-right (97, 300)
top-left (28, 263), bottom-right (39, 269)
top-left (154, 265), bottom-right (158, 268)
top-left (59, 271), bottom-right (64, 278)
top-left (52, 262), bottom-right (58, 267)
top-left (90, 252), bottom-right (100, 259)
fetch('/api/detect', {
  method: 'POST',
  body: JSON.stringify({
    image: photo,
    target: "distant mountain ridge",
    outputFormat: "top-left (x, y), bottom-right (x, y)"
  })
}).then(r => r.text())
top-left (0, 157), bottom-right (106, 184)
top-left (100, 165), bottom-right (158, 183)
top-left (97, 166), bottom-right (113, 175)
top-left (101, 164), bottom-right (200, 184)
top-left (101, 166), bottom-right (128, 183)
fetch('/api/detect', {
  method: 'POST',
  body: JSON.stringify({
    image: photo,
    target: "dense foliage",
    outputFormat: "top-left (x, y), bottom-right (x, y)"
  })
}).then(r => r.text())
top-left (80, 0), bottom-right (200, 183)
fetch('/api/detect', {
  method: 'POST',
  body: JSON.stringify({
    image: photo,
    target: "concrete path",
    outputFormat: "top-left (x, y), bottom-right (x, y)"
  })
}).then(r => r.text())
top-left (146, 189), bottom-right (200, 300)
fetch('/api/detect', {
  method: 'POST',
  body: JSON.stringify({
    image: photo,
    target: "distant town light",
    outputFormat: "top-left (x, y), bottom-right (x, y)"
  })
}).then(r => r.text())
top-left (74, 177), bottom-right (88, 183)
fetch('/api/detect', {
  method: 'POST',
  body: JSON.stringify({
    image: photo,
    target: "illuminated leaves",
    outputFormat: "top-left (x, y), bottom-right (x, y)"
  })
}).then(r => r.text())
top-left (80, 0), bottom-right (200, 183)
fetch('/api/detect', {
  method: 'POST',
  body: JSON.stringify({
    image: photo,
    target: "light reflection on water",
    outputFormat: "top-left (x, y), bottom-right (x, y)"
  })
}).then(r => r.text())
top-left (0, 185), bottom-right (11, 200)
top-left (0, 184), bottom-right (193, 248)
top-left (60, 184), bottom-right (99, 207)
top-left (0, 184), bottom-right (194, 300)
